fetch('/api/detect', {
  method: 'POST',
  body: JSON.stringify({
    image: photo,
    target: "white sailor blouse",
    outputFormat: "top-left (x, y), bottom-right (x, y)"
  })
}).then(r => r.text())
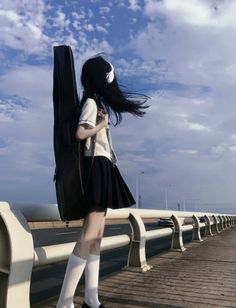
top-left (78, 97), bottom-right (117, 165)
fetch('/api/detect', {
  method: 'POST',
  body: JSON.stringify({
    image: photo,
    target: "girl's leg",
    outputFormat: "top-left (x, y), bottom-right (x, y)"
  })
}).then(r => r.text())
top-left (56, 253), bottom-right (87, 308)
top-left (72, 207), bottom-right (106, 258)
top-left (84, 213), bottom-right (106, 307)
top-left (56, 208), bottom-right (106, 308)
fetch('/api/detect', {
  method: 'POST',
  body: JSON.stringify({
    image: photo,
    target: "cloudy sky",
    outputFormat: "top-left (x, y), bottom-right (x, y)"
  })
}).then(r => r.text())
top-left (0, 0), bottom-right (236, 214)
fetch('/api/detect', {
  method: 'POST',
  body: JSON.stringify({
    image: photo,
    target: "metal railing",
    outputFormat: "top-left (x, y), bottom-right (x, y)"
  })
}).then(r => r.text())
top-left (0, 201), bottom-right (235, 308)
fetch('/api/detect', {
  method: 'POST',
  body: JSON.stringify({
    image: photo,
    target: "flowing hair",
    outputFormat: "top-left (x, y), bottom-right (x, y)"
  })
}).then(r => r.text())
top-left (80, 56), bottom-right (149, 125)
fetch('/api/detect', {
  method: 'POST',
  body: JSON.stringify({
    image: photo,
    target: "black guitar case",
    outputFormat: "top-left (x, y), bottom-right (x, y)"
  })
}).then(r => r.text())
top-left (53, 45), bottom-right (86, 221)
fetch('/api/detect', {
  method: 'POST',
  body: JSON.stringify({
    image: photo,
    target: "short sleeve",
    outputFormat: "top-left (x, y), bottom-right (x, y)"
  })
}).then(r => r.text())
top-left (78, 98), bottom-right (97, 128)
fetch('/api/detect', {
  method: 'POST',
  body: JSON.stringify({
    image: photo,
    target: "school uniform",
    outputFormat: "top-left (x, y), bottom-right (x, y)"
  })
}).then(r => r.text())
top-left (78, 97), bottom-right (135, 213)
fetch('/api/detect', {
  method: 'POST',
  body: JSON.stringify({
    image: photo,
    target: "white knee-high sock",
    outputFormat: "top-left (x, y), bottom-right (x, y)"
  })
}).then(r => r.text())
top-left (56, 253), bottom-right (87, 308)
top-left (84, 253), bottom-right (101, 308)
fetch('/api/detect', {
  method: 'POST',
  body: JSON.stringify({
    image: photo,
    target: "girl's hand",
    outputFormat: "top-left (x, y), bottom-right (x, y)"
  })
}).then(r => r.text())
top-left (76, 111), bottom-right (109, 140)
top-left (98, 111), bottom-right (109, 128)
top-left (97, 108), bottom-right (106, 118)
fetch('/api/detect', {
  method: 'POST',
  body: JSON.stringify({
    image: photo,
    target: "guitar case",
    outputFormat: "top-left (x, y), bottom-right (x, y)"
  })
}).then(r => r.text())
top-left (52, 45), bottom-right (86, 221)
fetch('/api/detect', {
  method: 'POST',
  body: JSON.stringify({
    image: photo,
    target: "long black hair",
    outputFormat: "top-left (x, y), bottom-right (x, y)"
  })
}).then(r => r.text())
top-left (80, 55), bottom-right (149, 125)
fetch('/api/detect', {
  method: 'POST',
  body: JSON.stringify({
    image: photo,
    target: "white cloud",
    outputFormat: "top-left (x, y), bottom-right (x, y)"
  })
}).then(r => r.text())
top-left (0, 63), bottom-right (55, 201)
top-left (47, 5), bottom-right (113, 65)
top-left (116, 57), bottom-right (165, 81)
top-left (53, 10), bottom-right (70, 29)
top-left (110, 87), bottom-right (236, 209)
top-left (128, 0), bottom-right (141, 11)
top-left (184, 120), bottom-right (211, 132)
top-left (211, 145), bottom-right (225, 155)
top-left (0, 65), bottom-right (51, 103)
top-left (99, 6), bottom-right (110, 14)
top-left (211, 140), bottom-right (236, 156)
top-left (0, 113), bottom-right (13, 123)
top-left (0, 9), bottom-right (21, 22)
top-left (130, 21), bottom-right (236, 88)
top-left (0, 1), bottom-right (112, 60)
top-left (0, 1), bottom-right (49, 54)
top-left (171, 149), bottom-right (198, 155)
top-left (113, 92), bottom-right (214, 155)
top-left (125, 1), bottom-right (236, 92)
top-left (0, 64), bottom-right (53, 164)
top-left (84, 23), bottom-right (95, 31)
top-left (228, 145), bottom-right (236, 153)
top-left (145, 0), bottom-right (236, 28)
top-left (96, 24), bottom-right (108, 33)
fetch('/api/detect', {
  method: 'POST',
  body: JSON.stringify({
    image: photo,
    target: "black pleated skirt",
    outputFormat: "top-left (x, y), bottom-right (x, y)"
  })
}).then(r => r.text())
top-left (82, 155), bottom-right (135, 212)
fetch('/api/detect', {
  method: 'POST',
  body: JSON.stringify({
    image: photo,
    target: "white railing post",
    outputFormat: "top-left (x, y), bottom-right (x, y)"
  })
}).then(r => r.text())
top-left (218, 216), bottom-right (224, 231)
top-left (127, 211), bottom-right (151, 272)
top-left (171, 214), bottom-right (186, 251)
top-left (222, 215), bottom-right (226, 229)
top-left (192, 215), bottom-right (203, 241)
top-left (204, 215), bottom-right (213, 236)
top-left (225, 215), bottom-right (229, 229)
top-left (224, 216), bottom-right (228, 228)
top-left (0, 202), bottom-right (34, 308)
top-left (226, 216), bottom-right (230, 228)
top-left (223, 216), bottom-right (227, 229)
top-left (212, 215), bottom-right (220, 234)
top-left (218, 215), bottom-right (224, 232)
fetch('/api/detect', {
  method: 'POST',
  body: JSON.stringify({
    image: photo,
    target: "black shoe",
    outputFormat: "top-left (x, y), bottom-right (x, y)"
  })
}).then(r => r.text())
top-left (81, 302), bottom-right (105, 308)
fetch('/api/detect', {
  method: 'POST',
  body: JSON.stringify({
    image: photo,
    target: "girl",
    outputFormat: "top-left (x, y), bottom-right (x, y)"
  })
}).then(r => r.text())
top-left (56, 55), bottom-right (148, 308)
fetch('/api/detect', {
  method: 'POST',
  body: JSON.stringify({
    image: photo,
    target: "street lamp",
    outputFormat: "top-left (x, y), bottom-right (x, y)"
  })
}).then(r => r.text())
top-left (136, 171), bottom-right (144, 208)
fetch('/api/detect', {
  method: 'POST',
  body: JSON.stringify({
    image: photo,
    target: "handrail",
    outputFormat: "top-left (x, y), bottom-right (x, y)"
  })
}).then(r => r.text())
top-left (0, 201), bottom-right (235, 308)
top-left (34, 234), bottom-right (130, 267)
top-left (5, 202), bottom-right (235, 221)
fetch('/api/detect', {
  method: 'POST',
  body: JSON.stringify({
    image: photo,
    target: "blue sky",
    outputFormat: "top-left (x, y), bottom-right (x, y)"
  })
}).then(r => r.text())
top-left (0, 0), bottom-right (236, 214)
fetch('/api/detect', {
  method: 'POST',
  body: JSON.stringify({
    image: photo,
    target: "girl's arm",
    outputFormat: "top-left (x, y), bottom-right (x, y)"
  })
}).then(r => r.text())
top-left (75, 113), bottom-right (108, 141)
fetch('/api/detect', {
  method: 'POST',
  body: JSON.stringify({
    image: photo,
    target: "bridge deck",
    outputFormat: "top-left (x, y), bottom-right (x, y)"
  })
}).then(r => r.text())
top-left (34, 226), bottom-right (236, 308)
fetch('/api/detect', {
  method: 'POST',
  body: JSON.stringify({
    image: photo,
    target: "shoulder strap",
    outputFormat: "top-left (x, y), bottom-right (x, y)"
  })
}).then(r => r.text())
top-left (106, 126), bottom-right (117, 165)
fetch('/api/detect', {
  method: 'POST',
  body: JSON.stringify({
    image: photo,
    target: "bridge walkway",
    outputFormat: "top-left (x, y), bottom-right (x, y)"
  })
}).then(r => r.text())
top-left (34, 226), bottom-right (236, 308)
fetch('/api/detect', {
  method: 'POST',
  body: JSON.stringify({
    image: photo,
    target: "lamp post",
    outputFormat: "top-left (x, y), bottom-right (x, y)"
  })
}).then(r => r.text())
top-left (136, 171), bottom-right (144, 208)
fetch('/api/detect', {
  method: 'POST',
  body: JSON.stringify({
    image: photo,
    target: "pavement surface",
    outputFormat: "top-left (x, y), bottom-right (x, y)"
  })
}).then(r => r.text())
top-left (32, 226), bottom-right (236, 308)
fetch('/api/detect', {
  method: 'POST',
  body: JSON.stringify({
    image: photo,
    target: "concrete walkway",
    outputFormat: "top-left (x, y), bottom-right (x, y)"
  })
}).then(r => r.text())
top-left (34, 226), bottom-right (236, 308)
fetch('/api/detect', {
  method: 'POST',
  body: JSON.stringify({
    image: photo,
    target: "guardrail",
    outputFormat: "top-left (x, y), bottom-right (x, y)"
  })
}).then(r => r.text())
top-left (0, 201), bottom-right (235, 308)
